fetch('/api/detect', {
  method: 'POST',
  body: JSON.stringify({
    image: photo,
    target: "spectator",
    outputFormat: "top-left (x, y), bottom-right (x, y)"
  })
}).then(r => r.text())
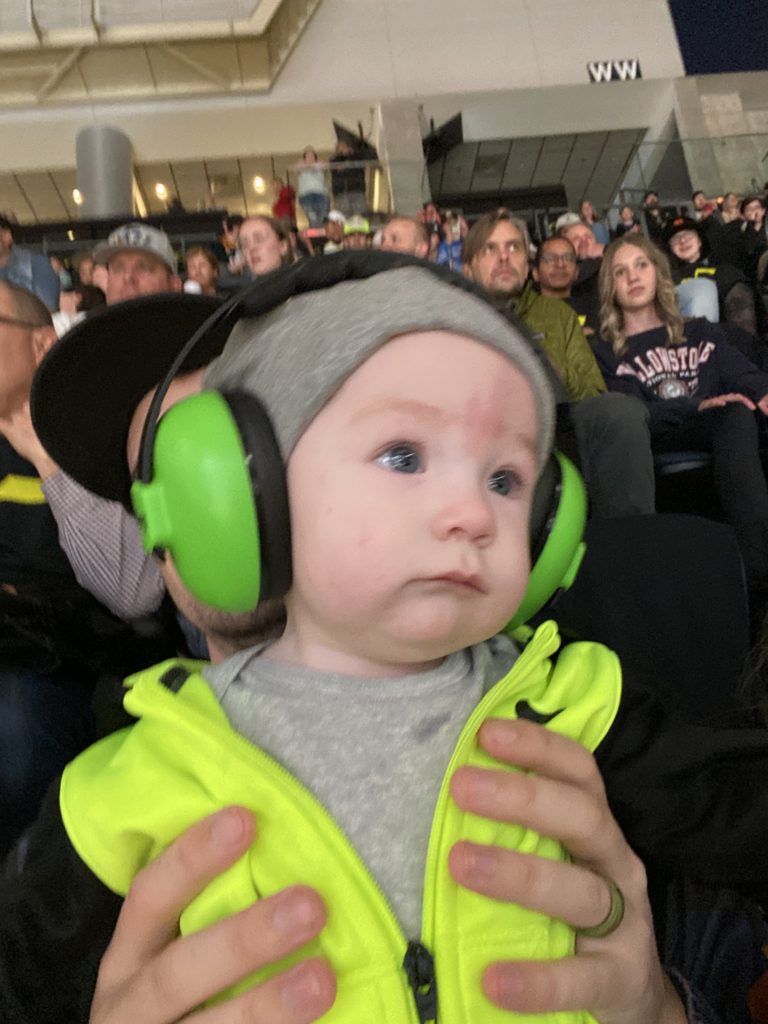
top-left (0, 215), bottom-right (59, 311)
top-left (579, 199), bottom-right (610, 247)
top-left (329, 140), bottom-right (367, 217)
top-left (720, 191), bottom-right (742, 225)
top-left (613, 204), bottom-right (641, 238)
top-left (49, 255), bottom-right (72, 292)
top-left (595, 234), bottom-right (768, 592)
top-left (737, 195), bottom-right (768, 280)
top-left (52, 283), bottom-right (106, 337)
top-left (73, 251), bottom-right (95, 287)
top-left (342, 215), bottom-right (371, 251)
top-left (642, 190), bottom-right (668, 243)
top-left (463, 210), bottom-right (654, 518)
top-left (435, 210), bottom-right (467, 271)
top-left (184, 245), bottom-right (220, 297)
top-left (379, 215), bottom-right (429, 257)
top-left (237, 215), bottom-right (292, 277)
top-left (212, 215), bottom-right (245, 284)
top-left (692, 190), bottom-right (717, 221)
top-left (531, 235), bottom-right (598, 333)
top-left (0, 281), bottom-right (165, 858)
top-left (322, 210), bottom-right (346, 254)
top-left (663, 214), bottom-right (759, 340)
top-left (271, 177), bottom-right (296, 224)
top-left (92, 222), bottom-right (181, 304)
top-left (296, 147), bottom-right (330, 228)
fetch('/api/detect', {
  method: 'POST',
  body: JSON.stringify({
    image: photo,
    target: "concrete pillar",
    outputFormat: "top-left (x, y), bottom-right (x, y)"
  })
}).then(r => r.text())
top-left (76, 125), bottom-right (133, 219)
top-left (373, 101), bottom-right (430, 216)
top-left (673, 77), bottom-right (768, 196)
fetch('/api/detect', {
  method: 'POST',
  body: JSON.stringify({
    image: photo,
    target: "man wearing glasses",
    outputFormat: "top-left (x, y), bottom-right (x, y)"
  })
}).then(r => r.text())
top-left (533, 235), bottom-right (600, 337)
top-left (463, 210), bottom-right (654, 519)
top-left (0, 281), bottom-right (156, 858)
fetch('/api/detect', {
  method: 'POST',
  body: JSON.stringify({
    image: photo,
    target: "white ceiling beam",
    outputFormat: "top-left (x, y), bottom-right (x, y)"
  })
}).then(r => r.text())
top-left (160, 44), bottom-right (231, 90)
top-left (36, 47), bottom-right (83, 99)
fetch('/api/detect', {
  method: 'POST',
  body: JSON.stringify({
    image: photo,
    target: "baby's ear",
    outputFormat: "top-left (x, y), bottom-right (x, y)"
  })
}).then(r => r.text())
top-left (32, 325), bottom-right (57, 366)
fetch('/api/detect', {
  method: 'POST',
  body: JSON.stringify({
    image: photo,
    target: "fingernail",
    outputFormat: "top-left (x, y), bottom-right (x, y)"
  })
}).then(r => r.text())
top-left (210, 809), bottom-right (246, 846)
top-left (272, 891), bottom-right (320, 935)
top-left (467, 770), bottom-right (500, 801)
top-left (279, 962), bottom-right (322, 1010)
top-left (463, 844), bottom-right (497, 880)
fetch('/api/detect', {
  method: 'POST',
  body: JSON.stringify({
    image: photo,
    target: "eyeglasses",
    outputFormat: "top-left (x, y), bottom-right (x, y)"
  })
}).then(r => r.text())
top-left (479, 239), bottom-right (525, 258)
top-left (0, 312), bottom-right (41, 331)
top-left (539, 252), bottom-right (577, 265)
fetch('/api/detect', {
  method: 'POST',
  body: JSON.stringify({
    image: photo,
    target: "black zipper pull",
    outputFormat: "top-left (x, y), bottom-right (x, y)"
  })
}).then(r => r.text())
top-left (403, 940), bottom-right (438, 1022)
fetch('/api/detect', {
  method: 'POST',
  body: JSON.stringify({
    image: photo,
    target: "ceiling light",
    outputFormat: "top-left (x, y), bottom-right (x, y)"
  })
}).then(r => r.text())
top-left (72, 188), bottom-right (83, 206)
top-left (67, 229), bottom-right (75, 241)
top-left (154, 182), bottom-right (168, 200)
top-left (253, 176), bottom-right (265, 193)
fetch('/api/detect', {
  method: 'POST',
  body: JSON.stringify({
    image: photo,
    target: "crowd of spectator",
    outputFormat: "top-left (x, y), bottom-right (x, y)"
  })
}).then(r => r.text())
top-left (4, 164), bottom-right (768, 1023)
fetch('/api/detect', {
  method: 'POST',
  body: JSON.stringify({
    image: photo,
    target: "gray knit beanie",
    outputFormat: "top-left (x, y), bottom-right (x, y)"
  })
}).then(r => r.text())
top-left (203, 266), bottom-right (554, 468)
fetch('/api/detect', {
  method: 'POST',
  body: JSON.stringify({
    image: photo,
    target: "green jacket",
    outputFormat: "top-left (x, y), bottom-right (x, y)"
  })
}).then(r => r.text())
top-left (60, 621), bottom-right (621, 1023)
top-left (517, 283), bottom-right (606, 402)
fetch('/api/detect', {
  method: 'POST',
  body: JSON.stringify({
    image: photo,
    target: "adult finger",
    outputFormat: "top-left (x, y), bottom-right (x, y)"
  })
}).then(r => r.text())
top-left (450, 765), bottom-right (627, 875)
top-left (101, 807), bottom-right (256, 987)
top-left (473, 718), bottom-right (608, 796)
top-left (120, 886), bottom-right (328, 1021)
top-left (448, 841), bottom-right (617, 933)
top-left (187, 959), bottom-right (336, 1024)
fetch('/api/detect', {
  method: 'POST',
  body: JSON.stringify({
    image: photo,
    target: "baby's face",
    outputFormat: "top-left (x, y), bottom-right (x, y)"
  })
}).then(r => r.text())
top-left (282, 330), bottom-right (539, 675)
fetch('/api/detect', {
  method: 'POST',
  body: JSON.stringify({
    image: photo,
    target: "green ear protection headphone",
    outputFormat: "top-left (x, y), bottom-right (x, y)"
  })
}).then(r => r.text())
top-left (131, 251), bottom-right (587, 621)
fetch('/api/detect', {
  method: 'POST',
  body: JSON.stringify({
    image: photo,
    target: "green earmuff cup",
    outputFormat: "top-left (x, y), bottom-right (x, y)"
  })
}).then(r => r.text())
top-left (506, 450), bottom-right (587, 630)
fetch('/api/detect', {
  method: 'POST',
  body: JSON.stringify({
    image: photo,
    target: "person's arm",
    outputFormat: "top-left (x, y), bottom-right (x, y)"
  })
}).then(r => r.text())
top-left (449, 718), bottom-right (688, 1023)
top-left (42, 471), bottom-right (165, 620)
top-left (0, 401), bottom-right (164, 619)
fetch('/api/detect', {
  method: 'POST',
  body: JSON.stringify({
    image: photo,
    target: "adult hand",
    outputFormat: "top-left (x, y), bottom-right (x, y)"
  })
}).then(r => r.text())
top-left (449, 719), bottom-right (686, 1024)
top-left (0, 400), bottom-right (59, 478)
top-left (757, 394), bottom-right (768, 417)
top-left (698, 392), bottom-right (755, 412)
top-left (89, 806), bottom-right (336, 1024)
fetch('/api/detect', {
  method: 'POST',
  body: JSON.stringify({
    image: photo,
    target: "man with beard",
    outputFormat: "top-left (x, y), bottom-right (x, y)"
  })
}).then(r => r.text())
top-left (463, 211), bottom-right (654, 519)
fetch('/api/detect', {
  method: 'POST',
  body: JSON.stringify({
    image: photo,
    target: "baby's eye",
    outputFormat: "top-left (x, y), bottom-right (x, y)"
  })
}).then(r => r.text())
top-left (488, 469), bottom-right (521, 496)
top-left (376, 443), bottom-right (422, 474)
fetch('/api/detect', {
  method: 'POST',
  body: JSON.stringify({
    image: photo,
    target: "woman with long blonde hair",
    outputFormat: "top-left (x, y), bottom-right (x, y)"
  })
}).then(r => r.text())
top-left (594, 234), bottom-right (768, 593)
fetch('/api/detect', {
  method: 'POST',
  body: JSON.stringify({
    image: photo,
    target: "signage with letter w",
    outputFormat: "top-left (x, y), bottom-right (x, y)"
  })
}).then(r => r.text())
top-left (587, 59), bottom-right (642, 82)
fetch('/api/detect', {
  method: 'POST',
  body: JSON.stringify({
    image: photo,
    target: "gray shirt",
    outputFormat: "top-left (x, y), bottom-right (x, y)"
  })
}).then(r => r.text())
top-left (204, 635), bottom-right (518, 937)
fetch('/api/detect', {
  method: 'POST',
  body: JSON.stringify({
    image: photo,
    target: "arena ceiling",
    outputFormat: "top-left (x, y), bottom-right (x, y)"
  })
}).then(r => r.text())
top-left (0, 0), bottom-right (321, 105)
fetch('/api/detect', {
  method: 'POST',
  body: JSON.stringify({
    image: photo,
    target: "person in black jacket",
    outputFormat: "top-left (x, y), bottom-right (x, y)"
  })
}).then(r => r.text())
top-left (662, 215), bottom-right (760, 341)
top-left (594, 233), bottom-right (768, 592)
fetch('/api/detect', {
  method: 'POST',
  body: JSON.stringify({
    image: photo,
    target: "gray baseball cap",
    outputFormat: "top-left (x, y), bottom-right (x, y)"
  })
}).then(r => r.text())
top-left (93, 222), bottom-right (177, 274)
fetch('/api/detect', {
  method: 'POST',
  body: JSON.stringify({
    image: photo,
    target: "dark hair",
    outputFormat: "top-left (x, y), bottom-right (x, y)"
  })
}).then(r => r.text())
top-left (741, 195), bottom-right (765, 215)
top-left (73, 284), bottom-right (106, 312)
top-left (222, 215), bottom-right (244, 232)
top-left (0, 216), bottom-right (15, 234)
top-left (691, 190), bottom-right (705, 201)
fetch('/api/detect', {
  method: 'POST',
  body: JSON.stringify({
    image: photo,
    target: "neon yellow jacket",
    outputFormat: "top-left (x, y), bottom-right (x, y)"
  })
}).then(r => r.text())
top-left (60, 621), bottom-right (621, 1023)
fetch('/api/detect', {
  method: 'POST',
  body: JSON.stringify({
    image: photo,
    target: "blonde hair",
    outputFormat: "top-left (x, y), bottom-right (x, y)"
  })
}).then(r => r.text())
top-left (598, 235), bottom-right (685, 357)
